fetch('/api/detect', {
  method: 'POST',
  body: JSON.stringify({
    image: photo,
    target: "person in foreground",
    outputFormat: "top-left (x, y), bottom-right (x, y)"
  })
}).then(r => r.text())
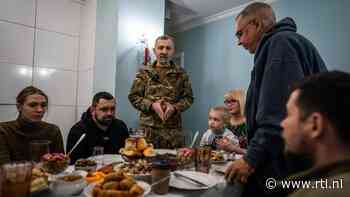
top-left (0, 86), bottom-right (64, 164)
top-left (225, 2), bottom-right (327, 196)
top-left (279, 71), bottom-right (350, 197)
top-left (67, 92), bottom-right (129, 163)
top-left (128, 35), bottom-right (194, 148)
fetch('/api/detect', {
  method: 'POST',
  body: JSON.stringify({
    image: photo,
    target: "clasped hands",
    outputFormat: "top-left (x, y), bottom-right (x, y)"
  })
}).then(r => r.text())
top-left (151, 99), bottom-right (176, 122)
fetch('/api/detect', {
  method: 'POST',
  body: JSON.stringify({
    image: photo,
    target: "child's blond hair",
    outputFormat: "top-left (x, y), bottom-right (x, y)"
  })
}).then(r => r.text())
top-left (209, 106), bottom-right (231, 128)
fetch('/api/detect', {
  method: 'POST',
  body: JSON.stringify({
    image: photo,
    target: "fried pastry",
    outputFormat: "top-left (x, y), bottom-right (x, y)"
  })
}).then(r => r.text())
top-left (129, 184), bottom-right (144, 197)
top-left (136, 138), bottom-right (148, 151)
top-left (119, 178), bottom-right (136, 190)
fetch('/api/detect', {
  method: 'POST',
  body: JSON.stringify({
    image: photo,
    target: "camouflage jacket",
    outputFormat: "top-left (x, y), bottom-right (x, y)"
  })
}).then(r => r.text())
top-left (128, 61), bottom-right (194, 129)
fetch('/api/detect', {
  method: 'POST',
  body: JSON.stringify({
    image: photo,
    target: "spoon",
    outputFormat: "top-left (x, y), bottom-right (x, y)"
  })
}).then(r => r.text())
top-left (190, 131), bottom-right (199, 148)
top-left (67, 133), bottom-right (86, 156)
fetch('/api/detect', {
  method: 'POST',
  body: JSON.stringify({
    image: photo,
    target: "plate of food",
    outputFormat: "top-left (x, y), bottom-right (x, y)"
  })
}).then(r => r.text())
top-left (75, 159), bottom-right (97, 171)
top-left (84, 162), bottom-right (121, 183)
top-left (41, 153), bottom-right (69, 174)
top-left (83, 172), bottom-right (150, 197)
top-left (119, 137), bottom-right (156, 161)
top-left (114, 159), bottom-right (152, 181)
top-left (30, 167), bottom-right (49, 195)
top-left (211, 151), bottom-right (227, 164)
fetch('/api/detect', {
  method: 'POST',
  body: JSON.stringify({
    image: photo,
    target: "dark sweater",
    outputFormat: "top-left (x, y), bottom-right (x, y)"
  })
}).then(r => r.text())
top-left (66, 108), bottom-right (129, 163)
top-left (243, 17), bottom-right (327, 194)
top-left (275, 157), bottom-right (350, 197)
top-left (0, 118), bottom-right (64, 165)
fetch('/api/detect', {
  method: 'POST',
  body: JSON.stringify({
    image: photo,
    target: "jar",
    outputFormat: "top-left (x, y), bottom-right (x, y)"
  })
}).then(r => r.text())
top-left (151, 160), bottom-right (171, 194)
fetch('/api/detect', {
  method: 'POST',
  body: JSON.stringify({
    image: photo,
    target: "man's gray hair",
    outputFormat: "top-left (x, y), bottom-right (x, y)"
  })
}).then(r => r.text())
top-left (236, 2), bottom-right (276, 30)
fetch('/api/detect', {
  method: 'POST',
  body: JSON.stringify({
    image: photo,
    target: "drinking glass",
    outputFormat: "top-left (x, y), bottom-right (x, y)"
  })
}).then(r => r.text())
top-left (129, 128), bottom-right (145, 138)
top-left (1, 162), bottom-right (32, 197)
top-left (136, 128), bottom-right (145, 138)
top-left (195, 146), bottom-right (212, 173)
top-left (129, 128), bottom-right (136, 137)
top-left (30, 140), bottom-right (51, 162)
top-left (92, 146), bottom-right (104, 165)
top-left (176, 148), bottom-right (195, 170)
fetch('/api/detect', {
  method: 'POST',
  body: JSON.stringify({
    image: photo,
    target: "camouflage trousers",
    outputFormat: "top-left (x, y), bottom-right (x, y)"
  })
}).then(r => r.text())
top-left (141, 126), bottom-right (184, 149)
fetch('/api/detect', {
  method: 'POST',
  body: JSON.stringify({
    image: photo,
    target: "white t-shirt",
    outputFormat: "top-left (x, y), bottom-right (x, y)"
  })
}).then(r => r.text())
top-left (199, 128), bottom-right (239, 148)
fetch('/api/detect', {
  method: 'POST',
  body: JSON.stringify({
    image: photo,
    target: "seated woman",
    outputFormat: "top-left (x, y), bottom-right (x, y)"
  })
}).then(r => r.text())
top-left (223, 89), bottom-right (248, 148)
top-left (200, 106), bottom-right (243, 153)
top-left (0, 86), bottom-right (64, 164)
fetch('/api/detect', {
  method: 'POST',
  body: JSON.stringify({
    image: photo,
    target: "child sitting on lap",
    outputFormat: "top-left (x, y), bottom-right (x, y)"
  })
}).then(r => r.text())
top-left (200, 106), bottom-right (246, 154)
top-left (200, 106), bottom-right (237, 148)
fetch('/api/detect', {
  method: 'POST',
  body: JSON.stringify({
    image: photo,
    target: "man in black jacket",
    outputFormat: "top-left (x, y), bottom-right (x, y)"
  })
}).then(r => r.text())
top-left (225, 2), bottom-right (327, 197)
top-left (66, 92), bottom-right (129, 163)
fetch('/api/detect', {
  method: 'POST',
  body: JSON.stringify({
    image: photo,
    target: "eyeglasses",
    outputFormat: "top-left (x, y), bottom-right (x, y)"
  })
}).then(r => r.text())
top-left (235, 19), bottom-right (255, 40)
top-left (224, 99), bottom-right (238, 104)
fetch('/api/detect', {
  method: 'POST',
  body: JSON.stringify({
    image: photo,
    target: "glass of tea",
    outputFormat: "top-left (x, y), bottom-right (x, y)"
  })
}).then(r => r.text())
top-left (30, 140), bottom-right (51, 162)
top-left (1, 161), bottom-right (32, 197)
top-left (195, 146), bottom-right (212, 173)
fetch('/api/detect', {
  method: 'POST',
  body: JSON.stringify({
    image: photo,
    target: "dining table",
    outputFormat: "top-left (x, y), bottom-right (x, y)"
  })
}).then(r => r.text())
top-left (33, 153), bottom-right (244, 197)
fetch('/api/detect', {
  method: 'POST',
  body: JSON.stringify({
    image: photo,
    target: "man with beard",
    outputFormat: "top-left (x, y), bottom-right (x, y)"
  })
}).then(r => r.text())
top-left (67, 92), bottom-right (129, 163)
top-left (128, 35), bottom-right (193, 148)
top-left (279, 71), bottom-right (350, 197)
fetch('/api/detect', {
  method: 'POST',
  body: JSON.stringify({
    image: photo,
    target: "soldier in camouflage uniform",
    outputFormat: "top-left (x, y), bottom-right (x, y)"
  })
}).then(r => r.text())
top-left (128, 35), bottom-right (194, 149)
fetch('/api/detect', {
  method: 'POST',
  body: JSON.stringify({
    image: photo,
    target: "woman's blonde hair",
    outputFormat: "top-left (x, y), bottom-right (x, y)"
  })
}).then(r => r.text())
top-left (209, 106), bottom-right (231, 127)
top-left (224, 89), bottom-right (246, 116)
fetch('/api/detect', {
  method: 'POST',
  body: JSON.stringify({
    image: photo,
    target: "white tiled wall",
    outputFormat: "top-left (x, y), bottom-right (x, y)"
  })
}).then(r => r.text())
top-left (77, 0), bottom-right (96, 109)
top-left (0, 0), bottom-right (96, 150)
top-left (33, 67), bottom-right (77, 106)
top-left (77, 105), bottom-right (88, 122)
top-left (0, 105), bottom-right (18, 122)
top-left (0, 0), bottom-right (35, 27)
top-left (36, 0), bottom-right (81, 36)
top-left (0, 64), bottom-right (32, 104)
top-left (79, 0), bottom-right (96, 71)
top-left (35, 29), bottom-right (79, 71)
top-left (79, 34), bottom-right (96, 70)
top-left (44, 105), bottom-right (76, 148)
top-left (0, 21), bottom-right (34, 65)
top-left (77, 69), bottom-right (93, 106)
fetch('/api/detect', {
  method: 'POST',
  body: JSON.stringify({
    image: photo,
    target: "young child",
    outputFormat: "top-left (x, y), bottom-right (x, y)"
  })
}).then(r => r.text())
top-left (200, 106), bottom-right (239, 150)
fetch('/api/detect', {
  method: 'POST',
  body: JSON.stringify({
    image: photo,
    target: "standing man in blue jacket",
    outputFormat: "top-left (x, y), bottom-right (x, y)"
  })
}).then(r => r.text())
top-left (225, 2), bottom-right (327, 197)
